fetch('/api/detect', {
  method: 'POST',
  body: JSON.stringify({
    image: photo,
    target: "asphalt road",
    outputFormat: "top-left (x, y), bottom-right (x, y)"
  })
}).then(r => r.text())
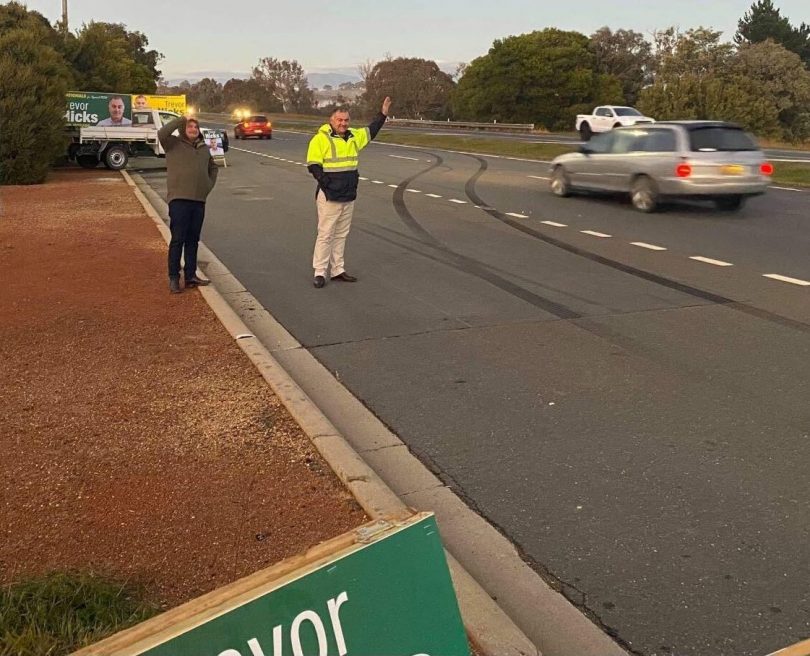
top-left (137, 127), bottom-right (810, 656)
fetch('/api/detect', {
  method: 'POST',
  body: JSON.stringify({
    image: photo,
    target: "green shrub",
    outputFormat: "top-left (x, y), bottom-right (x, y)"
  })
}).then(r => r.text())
top-left (0, 28), bottom-right (71, 184)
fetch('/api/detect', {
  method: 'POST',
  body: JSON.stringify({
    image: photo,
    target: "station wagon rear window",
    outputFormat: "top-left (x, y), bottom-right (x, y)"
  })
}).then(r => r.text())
top-left (249, 116), bottom-right (268, 123)
top-left (688, 127), bottom-right (757, 152)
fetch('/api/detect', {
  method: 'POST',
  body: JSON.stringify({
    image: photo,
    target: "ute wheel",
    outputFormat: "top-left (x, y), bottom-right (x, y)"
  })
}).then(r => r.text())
top-left (550, 166), bottom-right (571, 197)
top-left (579, 123), bottom-right (592, 141)
top-left (715, 196), bottom-right (745, 212)
top-left (613, 123), bottom-right (622, 129)
top-left (76, 154), bottom-right (99, 169)
top-left (631, 176), bottom-right (659, 213)
top-left (104, 145), bottom-right (128, 171)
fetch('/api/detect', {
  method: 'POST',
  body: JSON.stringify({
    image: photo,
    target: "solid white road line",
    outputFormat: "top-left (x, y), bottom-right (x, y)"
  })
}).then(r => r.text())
top-left (541, 220), bottom-right (567, 227)
top-left (690, 256), bottom-right (734, 267)
top-left (505, 212), bottom-right (529, 218)
top-left (772, 186), bottom-right (806, 192)
top-left (388, 154), bottom-right (420, 161)
top-left (580, 230), bottom-right (612, 238)
top-left (631, 242), bottom-right (667, 251)
top-left (528, 175), bottom-right (550, 181)
top-left (763, 273), bottom-right (810, 286)
top-left (448, 199), bottom-right (468, 204)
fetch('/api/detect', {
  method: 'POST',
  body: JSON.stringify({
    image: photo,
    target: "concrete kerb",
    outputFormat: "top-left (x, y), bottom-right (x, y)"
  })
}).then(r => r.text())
top-left (120, 169), bottom-right (539, 656)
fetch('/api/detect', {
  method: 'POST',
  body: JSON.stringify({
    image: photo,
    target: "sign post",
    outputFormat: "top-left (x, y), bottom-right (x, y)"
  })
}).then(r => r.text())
top-left (73, 513), bottom-right (470, 656)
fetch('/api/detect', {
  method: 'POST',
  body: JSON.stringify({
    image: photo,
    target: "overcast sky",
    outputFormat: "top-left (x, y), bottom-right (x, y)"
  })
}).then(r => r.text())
top-left (22, 0), bottom-right (810, 79)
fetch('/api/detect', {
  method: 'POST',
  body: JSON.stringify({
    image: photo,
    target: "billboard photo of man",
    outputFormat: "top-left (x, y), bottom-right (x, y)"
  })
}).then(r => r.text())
top-left (133, 94), bottom-right (149, 110)
top-left (97, 96), bottom-right (132, 126)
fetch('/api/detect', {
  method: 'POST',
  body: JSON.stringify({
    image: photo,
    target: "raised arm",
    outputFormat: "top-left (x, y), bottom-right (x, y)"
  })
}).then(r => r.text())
top-left (158, 115), bottom-right (185, 150)
top-left (368, 96), bottom-right (392, 140)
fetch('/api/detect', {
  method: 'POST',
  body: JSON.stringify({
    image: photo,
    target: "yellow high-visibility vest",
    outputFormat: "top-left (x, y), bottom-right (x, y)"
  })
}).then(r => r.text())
top-left (307, 124), bottom-right (371, 172)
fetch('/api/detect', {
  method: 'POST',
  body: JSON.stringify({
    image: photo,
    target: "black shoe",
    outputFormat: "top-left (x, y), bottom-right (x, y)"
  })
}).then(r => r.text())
top-left (331, 272), bottom-right (357, 282)
top-left (185, 276), bottom-right (210, 287)
top-left (313, 275), bottom-right (326, 288)
top-left (169, 277), bottom-right (182, 294)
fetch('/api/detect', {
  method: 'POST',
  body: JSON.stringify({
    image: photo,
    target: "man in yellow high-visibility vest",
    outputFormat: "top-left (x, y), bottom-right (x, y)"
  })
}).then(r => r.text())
top-left (306, 96), bottom-right (392, 288)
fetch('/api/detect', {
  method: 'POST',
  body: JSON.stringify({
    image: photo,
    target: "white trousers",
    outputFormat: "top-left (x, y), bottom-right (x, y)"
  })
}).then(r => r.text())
top-left (312, 190), bottom-right (355, 278)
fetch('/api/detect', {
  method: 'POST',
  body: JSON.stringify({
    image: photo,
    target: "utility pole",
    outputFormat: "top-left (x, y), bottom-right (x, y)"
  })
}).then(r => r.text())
top-left (61, 0), bottom-right (68, 36)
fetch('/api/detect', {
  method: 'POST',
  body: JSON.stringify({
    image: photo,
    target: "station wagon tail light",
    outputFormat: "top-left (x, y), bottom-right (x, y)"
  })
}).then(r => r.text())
top-left (676, 163), bottom-right (692, 178)
top-left (760, 162), bottom-right (774, 176)
top-left (243, 121), bottom-right (249, 128)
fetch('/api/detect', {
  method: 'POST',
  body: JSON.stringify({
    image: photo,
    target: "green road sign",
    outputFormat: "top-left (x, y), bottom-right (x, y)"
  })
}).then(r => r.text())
top-left (76, 513), bottom-right (469, 656)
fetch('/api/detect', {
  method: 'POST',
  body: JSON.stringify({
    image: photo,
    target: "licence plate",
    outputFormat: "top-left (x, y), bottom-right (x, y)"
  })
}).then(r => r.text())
top-left (720, 164), bottom-right (746, 175)
top-left (254, 129), bottom-right (263, 133)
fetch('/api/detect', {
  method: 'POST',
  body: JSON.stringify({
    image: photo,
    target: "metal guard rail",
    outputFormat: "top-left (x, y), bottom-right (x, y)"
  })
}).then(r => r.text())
top-left (387, 118), bottom-right (534, 132)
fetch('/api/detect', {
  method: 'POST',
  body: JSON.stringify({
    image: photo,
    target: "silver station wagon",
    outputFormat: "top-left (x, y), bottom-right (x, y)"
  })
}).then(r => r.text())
top-left (549, 121), bottom-right (773, 212)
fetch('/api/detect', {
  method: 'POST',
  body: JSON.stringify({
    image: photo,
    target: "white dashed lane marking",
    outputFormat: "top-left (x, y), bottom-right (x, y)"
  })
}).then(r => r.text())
top-left (581, 230), bottom-right (612, 238)
top-left (631, 242), bottom-right (667, 251)
top-left (505, 212), bottom-right (529, 218)
top-left (541, 221), bottom-right (567, 227)
top-left (763, 274), bottom-right (810, 286)
top-left (448, 199), bottom-right (468, 204)
top-left (690, 256), bottom-right (734, 267)
top-left (425, 193), bottom-right (442, 198)
top-left (528, 175), bottom-right (551, 181)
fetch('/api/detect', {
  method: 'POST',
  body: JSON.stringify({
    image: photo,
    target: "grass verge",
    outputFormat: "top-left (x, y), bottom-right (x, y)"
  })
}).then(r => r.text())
top-left (0, 572), bottom-right (159, 656)
top-left (771, 162), bottom-right (810, 187)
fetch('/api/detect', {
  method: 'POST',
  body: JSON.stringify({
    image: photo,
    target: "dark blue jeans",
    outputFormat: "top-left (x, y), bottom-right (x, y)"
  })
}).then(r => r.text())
top-left (168, 199), bottom-right (206, 279)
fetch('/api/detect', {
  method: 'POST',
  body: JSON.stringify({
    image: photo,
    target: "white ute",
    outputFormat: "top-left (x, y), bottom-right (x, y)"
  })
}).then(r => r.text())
top-left (575, 106), bottom-right (654, 141)
top-left (68, 109), bottom-right (228, 170)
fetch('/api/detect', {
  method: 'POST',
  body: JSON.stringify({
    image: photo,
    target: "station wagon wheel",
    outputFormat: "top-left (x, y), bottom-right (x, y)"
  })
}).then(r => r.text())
top-left (631, 176), bottom-right (659, 213)
top-left (551, 166), bottom-right (571, 197)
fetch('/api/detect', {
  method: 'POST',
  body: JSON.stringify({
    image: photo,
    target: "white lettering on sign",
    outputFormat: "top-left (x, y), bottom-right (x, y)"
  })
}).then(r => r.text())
top-left (327, 591), bottom-right (349, 656)
top-left (65, 109), bottom-right (99, 124)
top-left (229, 593), bottom-right (349, 656)
top-left (291, 610), bottom-right (327, 656)
top-left (211, 592), bottom-right (435, 656)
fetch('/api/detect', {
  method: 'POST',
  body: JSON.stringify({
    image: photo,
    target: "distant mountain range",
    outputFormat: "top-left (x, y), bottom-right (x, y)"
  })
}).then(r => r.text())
top-left (163, 70), bottom-right (362, 89)
top-left (307, 72), bottom-right (362, 89)
top-left (164, 62), bottom-right (458, 89)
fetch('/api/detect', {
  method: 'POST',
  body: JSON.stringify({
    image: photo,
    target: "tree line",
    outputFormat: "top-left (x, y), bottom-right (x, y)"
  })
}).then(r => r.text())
top-left (0, 2), bottom-right (161, 184)
top-left (3, 0), bottom-right (809, 186)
